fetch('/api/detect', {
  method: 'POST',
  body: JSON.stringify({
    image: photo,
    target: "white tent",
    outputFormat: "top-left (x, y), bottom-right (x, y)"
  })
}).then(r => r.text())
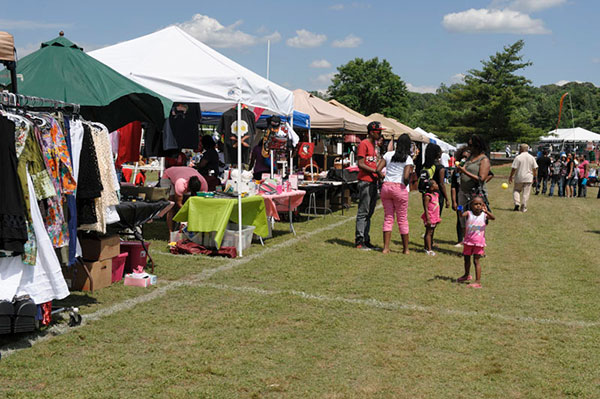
top-left (91, 26), bottom-right (295, 256)
top-left (89, 26), bottom-right (294, 115)
top-left (540, 127), bottom-right (600, 142)
top-left (415, 127), bottom-right (457, 152)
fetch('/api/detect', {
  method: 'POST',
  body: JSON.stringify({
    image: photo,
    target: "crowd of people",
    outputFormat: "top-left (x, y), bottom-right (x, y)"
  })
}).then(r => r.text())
top-left (354, 123), bottom-right (494, 288)
top-left (534, 150), bottom-right (599, 199)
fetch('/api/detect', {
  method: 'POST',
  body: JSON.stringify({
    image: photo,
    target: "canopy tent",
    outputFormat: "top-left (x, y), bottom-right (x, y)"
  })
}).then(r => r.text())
top-left (414, 127), bottom-right (456, 152)
top-left (90, 26), bottom-right (293, 116)
top-left (328, 99), bottom-right (372, 128)
top-left (0, 35), bottom-right (171, 131)
top-left (540, 127), bottom-right (600, 142)
top-left (293, 89), bottom-right (367, 133)
top-left (366, 113), bottom-right (429, 143)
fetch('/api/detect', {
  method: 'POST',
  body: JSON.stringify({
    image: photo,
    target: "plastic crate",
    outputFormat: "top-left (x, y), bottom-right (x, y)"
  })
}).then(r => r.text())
top-left (111, 252), bottom-right (128, 283)
top-left (120, 241), bottom-right (150, 273)
top-left (221, 223), bottom-right (256, 252)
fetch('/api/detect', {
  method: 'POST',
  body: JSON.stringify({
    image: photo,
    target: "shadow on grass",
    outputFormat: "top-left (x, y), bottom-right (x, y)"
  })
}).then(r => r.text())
top-left (408, 241), bottom-right (462, 256)
top-left (429, 275), bottom-right (459, 283)
top-left (585, 230), bottom-right (600, 235)
top-left (54, 293), bottom-right (99, 309)
top-left (325, 238), bottom-right (356, 248)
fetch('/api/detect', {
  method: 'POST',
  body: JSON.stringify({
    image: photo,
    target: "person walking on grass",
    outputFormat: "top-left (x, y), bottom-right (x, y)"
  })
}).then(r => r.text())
top-left (377, 134), bottom-right (413, 254)
top-left (421, 180), bottom-right (441, 256)
top-left (508, 144), bottom-right (538, 212)
top-left (457, 196), bottom-right (495, 288)
top-left (535, 150), bottom-right (551, 195)
top-left (355, 121), bottom-right (384, 250)
top-left (577, 154), bottom-right (590, 197)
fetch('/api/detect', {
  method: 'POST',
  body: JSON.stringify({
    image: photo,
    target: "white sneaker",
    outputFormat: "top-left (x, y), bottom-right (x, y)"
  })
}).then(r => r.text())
top-left (453, 242), bottom-right (464, 248)
top-left (425, 250), bottom-right (437, 256)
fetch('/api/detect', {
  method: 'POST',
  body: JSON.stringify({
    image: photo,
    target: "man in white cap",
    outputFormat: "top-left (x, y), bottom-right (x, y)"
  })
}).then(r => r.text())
top-left (508, 143), bottom-right (538, 212)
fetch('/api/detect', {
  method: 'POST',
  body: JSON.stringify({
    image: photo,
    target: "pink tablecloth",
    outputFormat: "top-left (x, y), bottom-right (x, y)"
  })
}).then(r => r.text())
top-left (260, 190), bottom-right (306, 220)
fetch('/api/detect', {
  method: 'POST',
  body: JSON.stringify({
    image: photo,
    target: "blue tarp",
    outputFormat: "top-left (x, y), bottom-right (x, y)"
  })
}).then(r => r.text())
top-left (202, 110), bottom-right (310, 130)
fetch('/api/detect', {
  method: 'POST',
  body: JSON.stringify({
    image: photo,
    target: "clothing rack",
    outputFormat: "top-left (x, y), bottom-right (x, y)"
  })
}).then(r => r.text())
top-left (0, 91), bottom-right (80, 113)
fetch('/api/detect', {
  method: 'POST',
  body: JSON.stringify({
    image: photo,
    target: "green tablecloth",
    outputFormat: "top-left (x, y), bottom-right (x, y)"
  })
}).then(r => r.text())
top-left (173, 195), bottom-right (269, 247)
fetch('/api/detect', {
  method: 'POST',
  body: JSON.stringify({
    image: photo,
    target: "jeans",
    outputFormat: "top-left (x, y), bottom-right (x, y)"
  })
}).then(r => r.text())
top-left (355, 180), bottom-right (379, 245)
top-left (536, 175), bottom-right (548, 194)
top-left (549, 176), bottom-right (560, 196)
top-left (578, 179), bottom-right (587, 197)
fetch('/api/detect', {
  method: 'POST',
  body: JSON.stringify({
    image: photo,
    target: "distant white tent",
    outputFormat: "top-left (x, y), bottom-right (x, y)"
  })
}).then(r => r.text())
top-left (415, 127), bottom-right (457, 152)
top-left (540, 127), bottom-right (600, 142)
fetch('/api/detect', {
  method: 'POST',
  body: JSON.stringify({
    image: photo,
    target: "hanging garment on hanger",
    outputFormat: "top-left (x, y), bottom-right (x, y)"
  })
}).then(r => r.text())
top-left (116, 121), bottom-right (142, 166)
top-left (218, 107), bottom-right (255, 165)
top-left (168, 102), bottom-right (201, 150)
top-left (35, 114), bottom-right (76, 248)
top-left (76, 123), bottom-right (102, 226)
top-left (68, 118), bottom-right (84, 182)
top-left (0, 115), bottom-right (27, 255)
top-left (78, 122), bottom-right (119, 233)
top-left (62, 117), bottom-right (81, 266)
top-left (0, 171), bottom-right (69, 304)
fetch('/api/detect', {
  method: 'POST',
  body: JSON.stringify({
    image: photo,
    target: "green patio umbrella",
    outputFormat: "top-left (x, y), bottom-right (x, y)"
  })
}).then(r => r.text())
top-left (0, 34), bottom-right (171, 131)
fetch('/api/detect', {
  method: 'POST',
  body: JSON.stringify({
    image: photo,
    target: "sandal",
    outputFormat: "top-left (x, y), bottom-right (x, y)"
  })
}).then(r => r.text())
top-left (467, 283), bottom-right (482, 288)
top-left (457, 275), bottom-right (473, 282)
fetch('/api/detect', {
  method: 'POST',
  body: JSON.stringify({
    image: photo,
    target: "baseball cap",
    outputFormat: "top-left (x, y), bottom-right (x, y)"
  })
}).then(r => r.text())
top-left (367, 121), bottom-right (385, 132)
top-left (267, 116), bottom-right (281, 127)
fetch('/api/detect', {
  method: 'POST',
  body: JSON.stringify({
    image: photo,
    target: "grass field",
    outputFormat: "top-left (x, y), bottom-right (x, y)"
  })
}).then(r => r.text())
top-left (1, 166), bottom-right (599, 398)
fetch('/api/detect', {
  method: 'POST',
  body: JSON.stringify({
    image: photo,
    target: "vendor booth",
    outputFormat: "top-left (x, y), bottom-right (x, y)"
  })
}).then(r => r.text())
top-left (91, 26), bottom-right (298, 255)
top-left (414, 127), bottom-right (456, 152)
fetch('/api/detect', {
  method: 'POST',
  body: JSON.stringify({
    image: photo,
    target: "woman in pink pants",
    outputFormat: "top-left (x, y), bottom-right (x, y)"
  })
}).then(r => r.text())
top-left (377, 134), bottom-right (414, 254)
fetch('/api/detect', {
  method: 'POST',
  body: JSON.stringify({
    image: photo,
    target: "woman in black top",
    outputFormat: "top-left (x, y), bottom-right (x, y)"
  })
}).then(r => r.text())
top-left (423, 143), bottom-right (449, 215)
top-left (195, 135), bottom-right (221, 191)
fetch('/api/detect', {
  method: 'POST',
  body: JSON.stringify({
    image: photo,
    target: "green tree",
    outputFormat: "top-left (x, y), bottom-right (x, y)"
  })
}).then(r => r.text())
top-left (328, 57), bottom-right (408, 120)
top-left (449, 40), bottom-right (542, 143)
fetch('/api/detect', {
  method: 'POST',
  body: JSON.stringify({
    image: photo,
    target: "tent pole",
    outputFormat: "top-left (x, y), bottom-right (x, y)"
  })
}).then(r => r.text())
top-left (289, 113), bottom-right (294, 175)
top-left (270, 150), bottom-right (274, 179)
top-left (237, 101), bottom-right (243, 257)
top-left (308, 128), bottom-right (314, 181)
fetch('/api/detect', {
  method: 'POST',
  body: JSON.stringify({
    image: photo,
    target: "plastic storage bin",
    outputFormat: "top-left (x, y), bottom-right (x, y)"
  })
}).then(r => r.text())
top-left (120, 241), bottom-right (150, 273)
top-left (111, 252), bottom-right (128, 283)
top-left (221, 223), bottom-right (256, 252)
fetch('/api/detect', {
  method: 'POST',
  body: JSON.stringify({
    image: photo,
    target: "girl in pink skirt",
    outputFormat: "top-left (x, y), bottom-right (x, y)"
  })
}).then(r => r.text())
top-left (458, 196), bottom-right (495, 288)
top-left (421, 180), bottom-right (441, 256)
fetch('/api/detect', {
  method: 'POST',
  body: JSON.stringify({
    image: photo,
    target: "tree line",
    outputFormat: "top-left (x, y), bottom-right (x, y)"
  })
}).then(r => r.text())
top-left (322, 40), bottom-right (600, 150)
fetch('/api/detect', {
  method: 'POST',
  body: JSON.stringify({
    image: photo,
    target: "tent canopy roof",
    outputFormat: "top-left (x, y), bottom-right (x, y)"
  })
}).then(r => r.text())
top-left (540, 127), bottom-right (600, 142)
top-left (90, 26), bottom-right (294, 115)
top-left (414, 127), bottom-right (456, 151)
top-left (293, 90), bottom-right (367, 133)
top-left (366, 113), bottom-right (429, 143)
top-left (0, 34), bottom-right (171, 131)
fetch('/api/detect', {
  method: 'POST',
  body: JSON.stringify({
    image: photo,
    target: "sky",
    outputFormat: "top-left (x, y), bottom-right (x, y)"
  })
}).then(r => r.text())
top-left (2, 0), bottom-right (599, 94)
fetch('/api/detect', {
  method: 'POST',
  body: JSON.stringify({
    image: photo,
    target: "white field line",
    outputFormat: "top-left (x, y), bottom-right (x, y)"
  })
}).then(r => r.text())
top-left (0, 213), bottom-right (358, 359)
top-left (193, 282), bottom-right (600, 329)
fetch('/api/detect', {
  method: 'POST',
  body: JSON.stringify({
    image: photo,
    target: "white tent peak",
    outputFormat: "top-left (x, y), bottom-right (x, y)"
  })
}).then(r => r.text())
top-left (89, 25), bottom-right (294, 115)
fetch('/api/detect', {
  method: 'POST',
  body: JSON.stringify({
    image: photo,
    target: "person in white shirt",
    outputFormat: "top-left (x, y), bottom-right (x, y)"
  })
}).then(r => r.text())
top-left (376, 134), bottom-right (414, 254)
top-left (508, 143), bottom-right (538, 213)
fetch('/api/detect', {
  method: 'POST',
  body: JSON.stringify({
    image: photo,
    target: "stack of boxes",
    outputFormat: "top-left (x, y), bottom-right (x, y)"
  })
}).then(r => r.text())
top-left (63, 234), bottom-right (121, 291)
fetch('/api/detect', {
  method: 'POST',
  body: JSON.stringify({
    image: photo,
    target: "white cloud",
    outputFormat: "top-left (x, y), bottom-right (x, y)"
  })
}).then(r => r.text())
top-left (406, 83), bottom-right (438, 94)
top-left (442, 8), bottom-right (550, 34)
top-left (491, 0), bottom-right (566, 12)
top-left (330, 4), bottom-right (344, 10)
top-left (309, 59), bottom-right (332, 68)
top-left (450, 73), bottom-right (466, 84)
top-left (286, 29), bottom-right (327, 48)
top-left (313, 72), bottom-right (336, 85)
top-left (0, 19), bottom-right (70, 30)
top-left (332, 34), bottom-right (362, 48)
top-left (555, 80), bottom-right (583, 86)
top-left (176, 14), bottom-right (280, 48)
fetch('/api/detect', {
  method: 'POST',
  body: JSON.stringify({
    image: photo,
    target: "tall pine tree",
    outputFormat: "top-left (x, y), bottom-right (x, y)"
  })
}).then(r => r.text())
top-left (450, 40), bottom-right (542, 143)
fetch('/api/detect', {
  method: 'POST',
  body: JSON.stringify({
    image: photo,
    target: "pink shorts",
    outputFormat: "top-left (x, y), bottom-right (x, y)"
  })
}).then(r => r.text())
top-left (463, 244), bottom-right (485, 256)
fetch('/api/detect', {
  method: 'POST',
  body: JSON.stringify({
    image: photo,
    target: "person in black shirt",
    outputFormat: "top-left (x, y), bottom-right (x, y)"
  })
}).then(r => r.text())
top-left (195, 135), bottom-right (221, 191)
top-left (535, 150), bottom-right (551, 195)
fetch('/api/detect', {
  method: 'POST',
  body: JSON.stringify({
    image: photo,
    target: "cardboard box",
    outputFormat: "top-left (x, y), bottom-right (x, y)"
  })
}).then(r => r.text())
top-left (120, 185), bottom-right (169, 202)
top-left (63, 259), bottom-right (112, 292)
top-left (79, 234), bottom-right (120, 261)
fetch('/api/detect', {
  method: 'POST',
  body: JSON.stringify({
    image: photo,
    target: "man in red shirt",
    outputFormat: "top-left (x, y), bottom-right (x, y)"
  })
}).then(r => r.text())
top-left (355, 121), bottom-right (384, 250)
